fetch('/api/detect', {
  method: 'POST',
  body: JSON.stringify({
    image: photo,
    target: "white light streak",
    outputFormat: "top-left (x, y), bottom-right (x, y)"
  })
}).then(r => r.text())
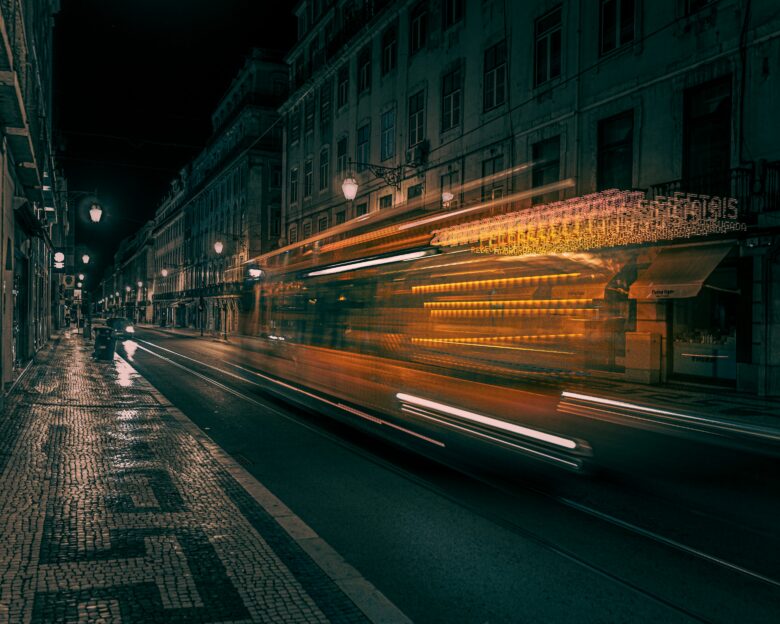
top-left (307, 250), bottom-right (428, 277)
top-left (396, 392), bottom-right (578, 449)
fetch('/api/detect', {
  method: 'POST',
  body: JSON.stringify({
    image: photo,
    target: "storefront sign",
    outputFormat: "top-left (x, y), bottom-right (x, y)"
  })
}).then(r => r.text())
top-left (431, 190), bottom-right (745, 256)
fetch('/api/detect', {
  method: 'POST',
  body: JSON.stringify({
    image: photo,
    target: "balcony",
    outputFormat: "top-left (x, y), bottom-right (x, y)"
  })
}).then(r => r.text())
top-left (647, 164), bottom-right (780, 223)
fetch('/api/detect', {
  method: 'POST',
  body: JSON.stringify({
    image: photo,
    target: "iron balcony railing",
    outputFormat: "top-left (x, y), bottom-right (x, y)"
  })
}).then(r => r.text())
top-left (647, 164), bottom-right (780, 222)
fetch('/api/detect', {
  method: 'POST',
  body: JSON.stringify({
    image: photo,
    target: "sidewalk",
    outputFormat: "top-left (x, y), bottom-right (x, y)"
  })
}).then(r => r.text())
top-left (0, 331), bottom-right (409, 623)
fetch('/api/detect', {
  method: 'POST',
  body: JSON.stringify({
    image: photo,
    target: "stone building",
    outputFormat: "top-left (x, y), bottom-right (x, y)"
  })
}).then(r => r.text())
top-left (151, 171), bottom-right (187, 327)
top-left (277, 0), bottom-right (780, 393)
top-left (0, 0), bottom-right (63, 396)
top-left (149, 49), bottom-right (286, 336)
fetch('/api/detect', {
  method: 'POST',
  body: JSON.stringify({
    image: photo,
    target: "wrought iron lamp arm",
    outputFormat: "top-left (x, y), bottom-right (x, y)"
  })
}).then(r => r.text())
top-left (348, 159), bottom-right (409, 189)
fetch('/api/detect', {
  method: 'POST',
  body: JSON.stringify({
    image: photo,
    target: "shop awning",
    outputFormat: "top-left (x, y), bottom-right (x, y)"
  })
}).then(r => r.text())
top-left (629, 242), bottom-right (734, 300)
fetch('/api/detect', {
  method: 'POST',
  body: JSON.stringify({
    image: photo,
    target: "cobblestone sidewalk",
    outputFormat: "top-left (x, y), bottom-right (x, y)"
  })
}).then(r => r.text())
top-left (0, 332), bottom-right (408, 624)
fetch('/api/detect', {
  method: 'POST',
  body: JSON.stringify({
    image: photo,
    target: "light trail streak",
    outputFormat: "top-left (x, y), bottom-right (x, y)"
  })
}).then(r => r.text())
top-left (396, 393), bottom-right (579, 450)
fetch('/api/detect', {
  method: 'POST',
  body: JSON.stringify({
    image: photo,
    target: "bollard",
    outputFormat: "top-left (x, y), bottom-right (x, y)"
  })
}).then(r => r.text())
top-left (92, 327), bottom-right (117, 361)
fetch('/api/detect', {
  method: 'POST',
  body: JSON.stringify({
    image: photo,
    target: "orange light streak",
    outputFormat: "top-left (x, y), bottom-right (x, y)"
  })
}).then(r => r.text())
top-left (423, 298), bottom-right (592, 309)
top-left (428, 308), bottom-right (596, 318)
top-left (411, 272), bottom-right (582, 293)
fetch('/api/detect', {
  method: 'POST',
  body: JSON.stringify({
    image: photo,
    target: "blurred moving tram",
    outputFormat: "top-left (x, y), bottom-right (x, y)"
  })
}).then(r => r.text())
top-left (231, 189), bottom-right (647, 474)
top-left (235, 187), bottom-right (770, 475)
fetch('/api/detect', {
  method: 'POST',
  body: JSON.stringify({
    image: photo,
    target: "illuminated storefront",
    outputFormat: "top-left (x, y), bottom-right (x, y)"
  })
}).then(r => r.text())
top-left (428, 190), bottom-right (748, 386)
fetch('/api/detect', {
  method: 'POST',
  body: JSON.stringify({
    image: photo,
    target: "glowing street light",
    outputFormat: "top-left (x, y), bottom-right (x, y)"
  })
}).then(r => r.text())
top-left (77, 282), bottom-right (83, 288)
top-left (214, 240), bottom-right (224, 254)
top-left (248, 268), bottom-right (263, 278)
top-left (54, 252), bottom-right (65, 262)
top-left (89, 203), bottom-right (103, 223)
top-left (78, 273), bottom-right (85, 281)
top-left (125, 285), bottom-right (131, 292)
top-left (81, 254), bottom-right (90, 264)
top-left (341, 178), bottom-right (358, 201)
top-left (161, 268), bottom-right (169, 277)
top-left (115, 291), bottom-right (119, 297)
top-left (137, 281), bottom-right (143, 288)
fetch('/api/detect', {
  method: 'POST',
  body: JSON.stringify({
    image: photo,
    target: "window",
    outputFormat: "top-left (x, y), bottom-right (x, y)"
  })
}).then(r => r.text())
top-left (337, 65), bottom-right (349, 108)
top-left (600, 0), bottom-right (635, 55)
top-left (320, 79), bottom-right (333, 132)
top-left (535, 6), bottom-right (562, 86)
top-left (597, 110), bottom-right (633, 191)
top-left (686, 0), bottom-right (712, 15)
top-left (289, 224), bottom-right (298, 243)
top-left (304, 159), bottom-right (313, 197)
top-left (319, 148), bottom-right (330, 191)
top-left (304, 94), bottom-right (315, 134)
top-left (356, 124), bottom-right (370, 171)
top-left (290, 167), bottom-right (298, 203)
top-left (290, 106), bottom-right (301, 143)
top-left (379, 194), bottom-right (393, 209)
top-left (410, 2), bottom-right (428, 55)
top-left (381, 24), bottom-right (397, 75)
top-left (408, 90), bottom-right (425, 147)
top-left (442, 67), bottom-right (462, 131)
top-left (335, 211), bottom-right (346, 224)
top-left (271, 208), bottom-right (281, 236)
top-left (407, 183), bottom-right (423, 201)
top-left (380, 108), bottom-right (396, 160)
top-left (302, 221), bottom-right (312, 239)
top-left (440, 171), bottom-right (459, 207)
top-left (483, 41), bottom-right (507, 111)
top-left (358, 45), bottom-right (371, 93)
top-left (318, 214), bottom-right (328, 232)
top-left (272, 166), bottom-right (282, 188)
top-left (531, 136), bottom-right (561, 205)
top-left (337, 136), bottom-right (348, 175)
top-left (481, 154), bottom-right (504, 200)
top-left (443, 0), bottom-right (464, 29)
top-left (683, 76), bottom-right (731, 194)
top-left (355, 202), bottom-right (368, 216)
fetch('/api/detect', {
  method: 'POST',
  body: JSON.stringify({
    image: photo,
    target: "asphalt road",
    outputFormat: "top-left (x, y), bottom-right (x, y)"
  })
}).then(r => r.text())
top-left (115, 327), bottom-right (780, 624)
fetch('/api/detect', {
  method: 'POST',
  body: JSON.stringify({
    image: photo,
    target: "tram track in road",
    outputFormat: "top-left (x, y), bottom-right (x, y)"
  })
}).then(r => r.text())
top-left (122, 333), bottom-right (780, 623)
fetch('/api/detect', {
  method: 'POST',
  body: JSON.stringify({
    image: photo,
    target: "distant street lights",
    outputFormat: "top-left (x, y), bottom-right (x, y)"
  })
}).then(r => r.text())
top-left (161, 268), bottom-right (168, 277)
top-left (78, 273), bottom-right (85, 281)
top-left (81, 254), bottom-right (90, 264)
top-left (214, 240), bottom-right (224, 254)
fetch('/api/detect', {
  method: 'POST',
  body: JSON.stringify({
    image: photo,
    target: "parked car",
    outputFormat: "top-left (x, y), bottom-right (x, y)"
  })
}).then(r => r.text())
top-left (106, 317), bottom-right (135, 337)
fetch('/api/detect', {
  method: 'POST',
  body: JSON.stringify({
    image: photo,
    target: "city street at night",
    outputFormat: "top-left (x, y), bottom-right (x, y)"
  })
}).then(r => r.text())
top-left (2, 0), bottom-right (780, 622)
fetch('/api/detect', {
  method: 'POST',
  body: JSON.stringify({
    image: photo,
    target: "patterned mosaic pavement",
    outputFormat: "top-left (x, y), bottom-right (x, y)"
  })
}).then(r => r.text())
top-left (0, 333), bottom-right (407, 623)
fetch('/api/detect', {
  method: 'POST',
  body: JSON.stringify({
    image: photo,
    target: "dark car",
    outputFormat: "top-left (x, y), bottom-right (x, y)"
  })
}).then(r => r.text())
top-left (106, 317), bottom-right (136, 338)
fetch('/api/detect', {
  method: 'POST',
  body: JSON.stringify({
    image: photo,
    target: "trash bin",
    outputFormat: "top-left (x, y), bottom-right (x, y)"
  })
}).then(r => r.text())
top-left (93, 327), bottom-right (116, 361)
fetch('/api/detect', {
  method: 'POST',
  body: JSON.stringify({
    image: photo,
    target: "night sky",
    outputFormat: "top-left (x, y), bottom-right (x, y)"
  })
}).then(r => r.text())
top-left (53, 0), bottom-right (295, 281)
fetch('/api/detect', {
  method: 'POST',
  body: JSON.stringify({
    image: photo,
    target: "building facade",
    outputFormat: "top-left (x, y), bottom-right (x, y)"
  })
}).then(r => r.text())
top-left (0, 0), bottom-right (64, 397)
top-left (278, 0), bottom-right (780, 393)
top-left (149, 49), bottom-right (286, 336)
